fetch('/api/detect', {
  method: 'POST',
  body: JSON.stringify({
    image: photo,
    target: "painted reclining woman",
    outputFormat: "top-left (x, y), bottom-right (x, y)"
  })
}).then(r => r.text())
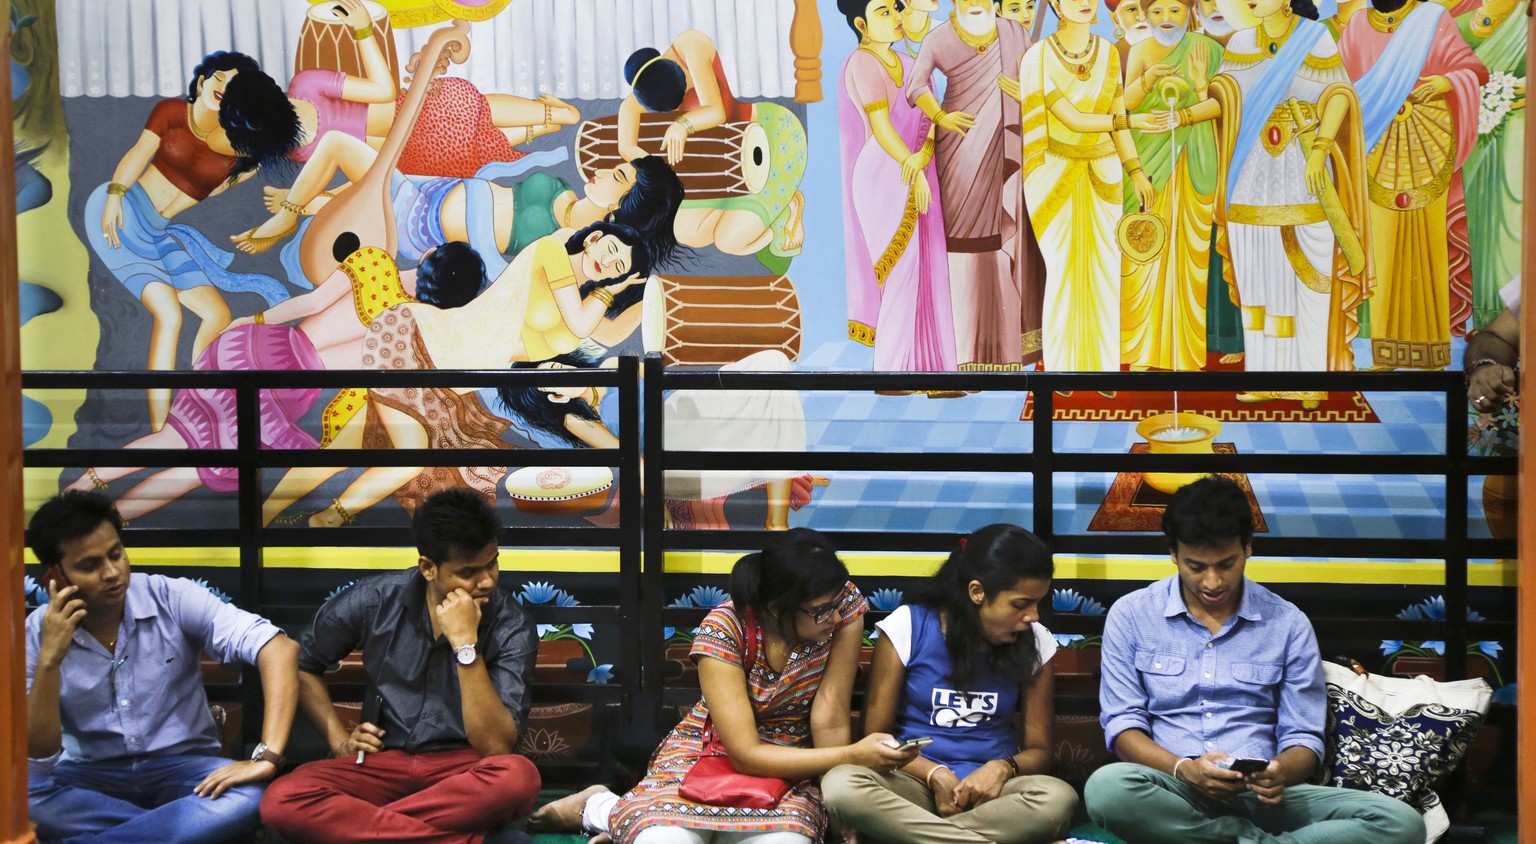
top-left (256, 142), bottom-right (682, 281)
top-left (823, 524), bottom-right (1079, 844)
top-left (531, 529), bottom-right (918, 844)
top-left (620, 29), bottom-right (807, 262)
top-left (66, 243), bottom-right (487, 522)
top-left (262, 222), bottom-right (657, 526)
top-left (87, 49), bottom-right (303, 432)
top-left (233, 0), bottom-right (583, 250)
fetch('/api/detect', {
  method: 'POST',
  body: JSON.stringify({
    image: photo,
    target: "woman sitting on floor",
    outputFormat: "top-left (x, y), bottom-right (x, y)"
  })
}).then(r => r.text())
top-left (823, 524), bottom-right (1079, 844)
top-left (530, 529), bottom-right (917, 844)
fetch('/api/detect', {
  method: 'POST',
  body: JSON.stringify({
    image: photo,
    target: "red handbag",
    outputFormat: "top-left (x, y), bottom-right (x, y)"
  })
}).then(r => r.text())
top-left (678, 610), bottom-right (793, 810)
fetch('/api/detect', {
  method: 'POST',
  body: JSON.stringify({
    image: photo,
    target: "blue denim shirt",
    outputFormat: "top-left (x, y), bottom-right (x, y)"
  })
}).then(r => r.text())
top-left (26, 574), bottom-right (280, 764)
top-left (1099, 575), bottom-right (1325, 762)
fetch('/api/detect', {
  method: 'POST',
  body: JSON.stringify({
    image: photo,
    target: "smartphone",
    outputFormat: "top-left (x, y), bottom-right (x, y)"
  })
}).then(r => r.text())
top-left (1228, 757), bottom-right (1270, 775)
top-left (40, 565), bottom-right (71, 593)
top-left (886, 736), bottom-right (934, 751)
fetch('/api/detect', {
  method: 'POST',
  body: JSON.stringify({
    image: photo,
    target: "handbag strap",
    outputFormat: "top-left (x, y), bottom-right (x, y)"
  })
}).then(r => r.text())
top-left (701, 607), bottom-right (761, 753)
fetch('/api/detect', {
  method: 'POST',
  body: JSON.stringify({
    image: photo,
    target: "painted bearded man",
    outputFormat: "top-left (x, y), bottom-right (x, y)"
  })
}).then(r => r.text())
top-left (907, 0), bottom-right (1045, 370)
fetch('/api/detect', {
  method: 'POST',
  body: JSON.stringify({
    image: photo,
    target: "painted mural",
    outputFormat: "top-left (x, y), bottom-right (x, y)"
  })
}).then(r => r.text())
top-left (12, 0), bottom-right (1523, 549)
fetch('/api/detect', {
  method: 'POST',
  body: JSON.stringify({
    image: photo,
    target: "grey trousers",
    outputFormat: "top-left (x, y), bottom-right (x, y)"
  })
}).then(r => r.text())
top-left (822, 764), bottom-right (1078, 844)
top-left (1084, 762), bottom-right (1427, 844)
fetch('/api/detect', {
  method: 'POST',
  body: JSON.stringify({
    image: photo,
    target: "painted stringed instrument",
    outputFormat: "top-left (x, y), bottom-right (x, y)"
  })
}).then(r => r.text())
top-left (298, 18), bottom-right (470, 285)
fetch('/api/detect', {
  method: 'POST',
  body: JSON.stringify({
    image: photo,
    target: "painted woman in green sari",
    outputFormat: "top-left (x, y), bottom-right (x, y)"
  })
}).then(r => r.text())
top-left (1458, 0), bottom-right (1525, 329)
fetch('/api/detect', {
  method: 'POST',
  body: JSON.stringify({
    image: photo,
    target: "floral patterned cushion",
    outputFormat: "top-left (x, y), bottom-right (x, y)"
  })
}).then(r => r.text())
top-left (1319, 684), bottom-right (1485, 812)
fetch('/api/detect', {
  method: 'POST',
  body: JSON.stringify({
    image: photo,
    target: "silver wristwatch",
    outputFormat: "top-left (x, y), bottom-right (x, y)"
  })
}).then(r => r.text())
top-left (454, 642), bottom-right (478, 665)
top-left (250, 741), bottom-right (284, 766)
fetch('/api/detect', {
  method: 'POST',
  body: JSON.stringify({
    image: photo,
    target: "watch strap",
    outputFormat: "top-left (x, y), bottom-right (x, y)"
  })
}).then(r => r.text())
top-left (252, 743), bottom-right (284, 766)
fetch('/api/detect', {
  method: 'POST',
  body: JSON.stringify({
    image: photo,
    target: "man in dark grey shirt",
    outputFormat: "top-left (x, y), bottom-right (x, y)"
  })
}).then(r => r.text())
top-left (261, 489), bottom-right (541, 843)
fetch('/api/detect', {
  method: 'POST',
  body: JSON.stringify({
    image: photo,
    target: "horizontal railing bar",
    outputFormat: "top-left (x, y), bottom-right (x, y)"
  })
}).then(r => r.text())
top-left (22, 369), bottom-right (625, 390)
top-left (660, 370), bottom-right (1459, 392)
top-left (664, 451), bottom-right (1033, 471)
top-left (27, 448), bottom-right (624, 470)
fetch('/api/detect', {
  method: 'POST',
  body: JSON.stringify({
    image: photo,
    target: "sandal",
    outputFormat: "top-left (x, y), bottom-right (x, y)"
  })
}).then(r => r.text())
top-left (233, 219), bottom-right (299, 254)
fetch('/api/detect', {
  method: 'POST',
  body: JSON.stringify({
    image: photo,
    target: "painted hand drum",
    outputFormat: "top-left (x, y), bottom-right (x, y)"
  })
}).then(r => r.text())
top-left (576, 113), bottom-right (771, 199)
top-left (295, 0), bottom-right (400, 86)
top-left (643, 273), bottom-right (802, 366)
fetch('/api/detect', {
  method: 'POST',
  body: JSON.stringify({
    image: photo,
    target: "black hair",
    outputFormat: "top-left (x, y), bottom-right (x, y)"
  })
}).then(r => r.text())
top-left (416, 242), bottom-right (488, 310)
top-left (186, 51), bottom-right (261, 102)
top-left (1290, 0), bottom-right (1320, 19)
top-left (28, 490), bottom-right (124, 569)
top-left (906, 524), bottom-right (1053, 690)
top-left (837, 0), bottom-right (908, 39)
top-left (412, 488), bottom-right (499, 564)
top-left (729, 528), bottom-right (850, 643)
top-left (1162, 475), bottom-right (1254, 552)
top-left (624, 47), bottom-right (688, 112)
top-left (218, 65), bottom-right (302, 183)
top-left (496, 350), bottom-right (605, 449)
top-left (565, 221), bottom-right (653, 318)
top-left (612, 156), bottom-right (685, 270)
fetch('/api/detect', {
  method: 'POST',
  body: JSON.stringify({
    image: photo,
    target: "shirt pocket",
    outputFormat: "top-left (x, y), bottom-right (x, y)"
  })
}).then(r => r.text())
top-left (1134, 649), bottom-right (1187, 700)
top-left (1229, 660), bottom-right (1284, 704)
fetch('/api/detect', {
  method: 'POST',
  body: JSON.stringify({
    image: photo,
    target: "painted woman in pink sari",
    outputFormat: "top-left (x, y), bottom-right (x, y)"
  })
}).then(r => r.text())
top-left (838, 0), bottom-right (956, 373)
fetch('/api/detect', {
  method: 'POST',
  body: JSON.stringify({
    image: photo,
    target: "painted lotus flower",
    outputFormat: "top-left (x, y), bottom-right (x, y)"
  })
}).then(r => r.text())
top-left (868, 588), bottom-right (904, 612)
top-left (325, 580), bottom-right (359, 603)
top-left (190, 578), bottom-right (233, 604)
top-left (588, 663), bottom-right (614, 684)
top-left (690, 586), bottom-right (729, 607)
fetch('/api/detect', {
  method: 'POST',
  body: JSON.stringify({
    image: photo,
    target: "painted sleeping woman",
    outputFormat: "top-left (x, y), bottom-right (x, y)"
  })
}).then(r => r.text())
top-left (619, 29), bottom-right (808, 265)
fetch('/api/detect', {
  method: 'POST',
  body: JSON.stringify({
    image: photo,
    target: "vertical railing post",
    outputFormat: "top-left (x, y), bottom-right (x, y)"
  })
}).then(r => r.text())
top-left (235, 376), bottom-right (264, 749)
top-left (1444, 374), bottom-right (1470, 681)
top-left (1031, 379), bottom-right (1055, 549)
top-left (642, 354), bottom-right (667, 734)
top-left (616, 357), bottom-right (644, 742)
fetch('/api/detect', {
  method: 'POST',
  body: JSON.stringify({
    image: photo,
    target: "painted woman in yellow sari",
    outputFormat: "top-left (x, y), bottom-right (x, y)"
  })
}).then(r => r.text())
top-left (1021, 0), bottom-right (1164, 373)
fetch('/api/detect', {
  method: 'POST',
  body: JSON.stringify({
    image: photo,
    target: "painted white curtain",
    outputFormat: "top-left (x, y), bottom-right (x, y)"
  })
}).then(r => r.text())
top-left (57, 0), bottom-right (798, 100)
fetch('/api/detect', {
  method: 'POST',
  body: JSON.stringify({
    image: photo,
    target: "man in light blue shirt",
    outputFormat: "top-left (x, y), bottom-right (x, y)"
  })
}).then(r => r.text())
top-left (25, 490), bottom-right (299, 843)
top-left (1085, 476), bottom-right (1424, 843)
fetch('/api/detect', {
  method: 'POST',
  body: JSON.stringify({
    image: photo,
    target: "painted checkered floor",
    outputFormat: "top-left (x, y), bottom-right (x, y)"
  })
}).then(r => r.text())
top-left (774, 339), bottom-right (1499, 547)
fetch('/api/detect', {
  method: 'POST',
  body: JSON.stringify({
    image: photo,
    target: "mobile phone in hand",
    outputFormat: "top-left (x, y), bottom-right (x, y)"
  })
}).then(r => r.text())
top-left (885, 736), bottom-right (934, 752)
top-left (1228, 757), bottom-right (1270, 775)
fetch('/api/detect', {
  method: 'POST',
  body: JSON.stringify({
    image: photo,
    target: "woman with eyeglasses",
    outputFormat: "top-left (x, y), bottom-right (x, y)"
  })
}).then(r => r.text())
top-left (530, 529), bottom-right (917, 844)
top-left (823, 524), bottom-right (1078, 843)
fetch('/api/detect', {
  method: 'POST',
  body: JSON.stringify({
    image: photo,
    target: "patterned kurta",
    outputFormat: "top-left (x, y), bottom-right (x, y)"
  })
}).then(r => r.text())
top-left (608, 583), bottom-right (868, 843)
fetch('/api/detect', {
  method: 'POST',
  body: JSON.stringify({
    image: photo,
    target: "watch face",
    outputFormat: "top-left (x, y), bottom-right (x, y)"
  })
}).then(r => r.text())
top-left (456, 645), bottom-right (476, 664)
top-left (251, 743), bottom-right (268, 763)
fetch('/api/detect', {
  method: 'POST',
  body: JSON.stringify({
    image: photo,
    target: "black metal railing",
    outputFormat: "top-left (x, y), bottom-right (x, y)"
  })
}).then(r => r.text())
top-left (21, 358), bottom-right (1518, 758)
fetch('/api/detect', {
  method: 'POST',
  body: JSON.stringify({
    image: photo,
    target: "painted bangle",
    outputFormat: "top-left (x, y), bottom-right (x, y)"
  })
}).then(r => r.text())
top-left (590, 287), bottom-right (615, 307)
top-left (107, 182), bottom-right (130, 197)
top-left (254, 311), bottom-right (266, 325)
top-left (675, 116), bottom-right (695, 135)
top-left (351, 24), bottom-right (374, 41)
top-left (1113, 113), bottom-right (1130, 132)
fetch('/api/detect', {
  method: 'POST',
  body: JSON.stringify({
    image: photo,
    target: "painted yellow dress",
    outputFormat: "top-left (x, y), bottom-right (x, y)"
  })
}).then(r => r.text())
top-left (1021, 36), bottom-right (1125, 372)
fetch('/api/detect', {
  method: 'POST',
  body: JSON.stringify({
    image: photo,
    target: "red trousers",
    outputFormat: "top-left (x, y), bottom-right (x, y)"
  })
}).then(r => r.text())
top-left (260, 749), bottom-right (540, 843)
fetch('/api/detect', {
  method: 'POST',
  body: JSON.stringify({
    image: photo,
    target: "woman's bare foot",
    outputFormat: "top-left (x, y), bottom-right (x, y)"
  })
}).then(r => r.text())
top-left (231, 210), bottom-right (298, 255)
top-left (263, 186), bottom-right (288, 214)
top-left (780, 191), bottom-right (806, 252)
top-left (527, 784), bottom-right (610, 833)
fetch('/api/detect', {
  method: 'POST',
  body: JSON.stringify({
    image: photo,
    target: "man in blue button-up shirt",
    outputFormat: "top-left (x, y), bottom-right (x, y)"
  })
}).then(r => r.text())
top-left (1085, 477), bottom-right (1424, 843)
top-left (24, 490), bottom-right (299, 843)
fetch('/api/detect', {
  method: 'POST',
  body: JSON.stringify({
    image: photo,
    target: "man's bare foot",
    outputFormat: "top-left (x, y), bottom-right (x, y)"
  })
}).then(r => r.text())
top-left (1218, 352), bottom-right (1244, 365)
top-left (528, 785), bottom-right (609, 832)
top-left (1235, 392), bottom-right (1274, 404)
top-left (588, 835), bottom-right (613, 844)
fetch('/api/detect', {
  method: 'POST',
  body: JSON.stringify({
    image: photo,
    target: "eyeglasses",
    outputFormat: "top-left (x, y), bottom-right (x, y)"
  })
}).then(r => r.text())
top-left (798, 601), bottom-right (841, 624)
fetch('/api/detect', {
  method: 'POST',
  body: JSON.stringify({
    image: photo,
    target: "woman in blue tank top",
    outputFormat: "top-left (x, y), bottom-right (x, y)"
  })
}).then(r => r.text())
top-left (823, 524), bottom-right (1079, 843)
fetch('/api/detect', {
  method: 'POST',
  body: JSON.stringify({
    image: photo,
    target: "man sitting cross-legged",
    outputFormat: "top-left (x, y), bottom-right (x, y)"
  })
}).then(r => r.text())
top-left (25, 490), bottom-right (299, 844)
top-left (260, 488), bottom-right (541, 843)
top-left (1085, 476), bottom-right (1425, 844)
